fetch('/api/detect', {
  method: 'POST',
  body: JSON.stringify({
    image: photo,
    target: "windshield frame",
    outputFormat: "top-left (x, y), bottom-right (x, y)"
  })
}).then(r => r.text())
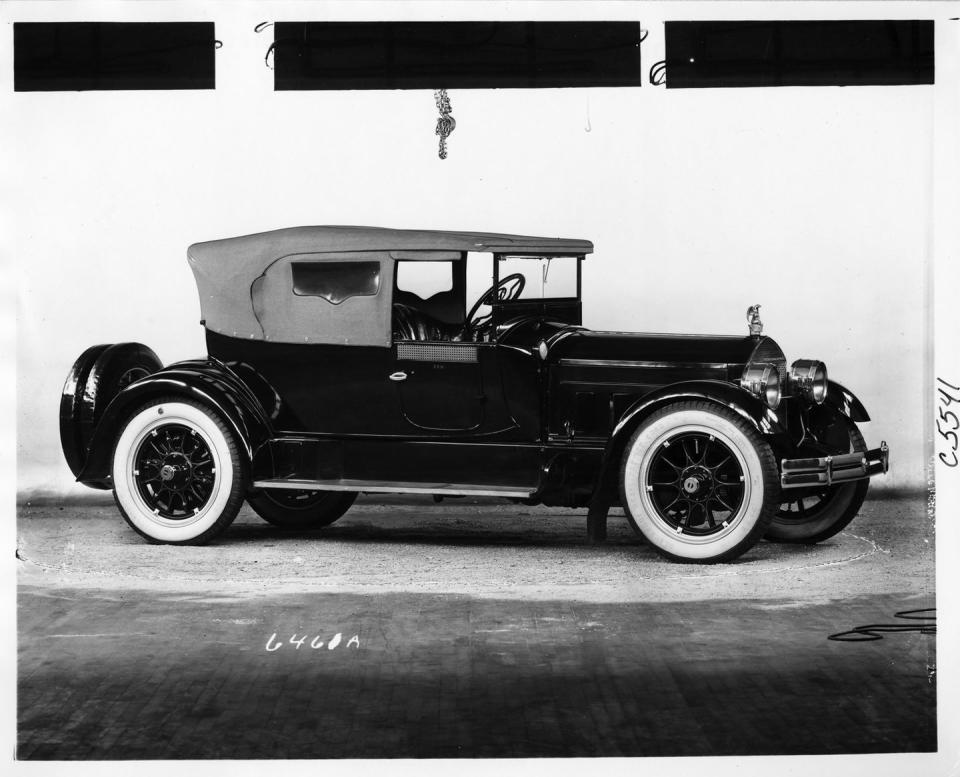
top-left (492, 252), bottom-right (584, 303)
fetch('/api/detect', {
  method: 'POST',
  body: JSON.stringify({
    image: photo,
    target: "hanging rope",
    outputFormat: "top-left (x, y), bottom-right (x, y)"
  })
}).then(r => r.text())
top-left (434, 89), bottom-right (456, 159)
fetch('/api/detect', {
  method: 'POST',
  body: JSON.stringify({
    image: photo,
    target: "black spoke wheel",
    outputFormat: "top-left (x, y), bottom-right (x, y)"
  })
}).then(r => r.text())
top-left (247, 488), bottom-right (357, 530)
top-left (778, 489), bottom-right (831, 520)
top-left (646, 432), bottom-right (746, 536)
top-left (112, 398), bottom-right (246, 545)
top-left (620, 401), bottom-right (779, 564)
top-left (133, 423), bottom-right (217, 519)
top-left (766, 417), bottom-right (869, 544)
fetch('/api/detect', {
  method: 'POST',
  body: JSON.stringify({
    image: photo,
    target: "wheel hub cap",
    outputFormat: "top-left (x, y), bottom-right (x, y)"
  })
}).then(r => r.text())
top-left (680, 466), bottom-right (713, 500)
top-left (157, 453), bottom-right (193, 490)
top-left (645, 432), bottom-right (746, 537)
top-left (682, 475), bottom-right (703, 495)
top-left (133, 423), bottom-right (215, 519)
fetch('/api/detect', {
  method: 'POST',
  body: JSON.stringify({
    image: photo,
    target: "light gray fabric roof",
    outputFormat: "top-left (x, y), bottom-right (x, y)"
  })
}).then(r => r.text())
top-left (187, 227), bottom-right (592, 344)
top-left (188, 226), bottom-right (594, 272)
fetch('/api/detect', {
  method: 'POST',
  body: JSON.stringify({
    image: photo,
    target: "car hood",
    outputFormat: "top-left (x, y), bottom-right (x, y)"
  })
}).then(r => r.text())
top-left (544, 328), bottom-right (773, 369)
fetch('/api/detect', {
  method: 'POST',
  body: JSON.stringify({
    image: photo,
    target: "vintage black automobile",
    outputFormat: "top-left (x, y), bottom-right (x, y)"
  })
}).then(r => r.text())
top-left (60, 227), bottom-right (889, 562)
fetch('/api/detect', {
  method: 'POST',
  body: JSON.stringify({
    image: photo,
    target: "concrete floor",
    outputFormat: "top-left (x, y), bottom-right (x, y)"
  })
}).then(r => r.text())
top-left (16, 493), bottom-right (936, 760)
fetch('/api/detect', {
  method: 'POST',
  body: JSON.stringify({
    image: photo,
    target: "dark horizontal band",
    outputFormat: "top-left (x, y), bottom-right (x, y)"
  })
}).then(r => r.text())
top-left (14, 22), bottom-right (216, 92)
top-left (273, 21), bottom-right (644, 90)
top-left (664, 20), bottom-right (934, 89)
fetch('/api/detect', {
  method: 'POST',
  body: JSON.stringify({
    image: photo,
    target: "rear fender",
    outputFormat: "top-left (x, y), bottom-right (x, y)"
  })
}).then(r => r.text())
top-left (589, 380), bottom-right (790, 509)
top-left (76, 360), bottom-right (273, 488)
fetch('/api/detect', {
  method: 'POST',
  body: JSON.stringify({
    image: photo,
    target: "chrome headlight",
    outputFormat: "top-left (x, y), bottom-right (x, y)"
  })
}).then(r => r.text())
top-left (740, 363), bottom-right (781, 409)
top-left (790, 359), bottom-right (828, 404)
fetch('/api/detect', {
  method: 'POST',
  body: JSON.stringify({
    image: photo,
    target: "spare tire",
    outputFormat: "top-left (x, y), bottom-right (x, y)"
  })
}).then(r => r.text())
top-left (60, 342), bottom-right (162, 481)
top-left (60, 344), bottom-right (110, 478)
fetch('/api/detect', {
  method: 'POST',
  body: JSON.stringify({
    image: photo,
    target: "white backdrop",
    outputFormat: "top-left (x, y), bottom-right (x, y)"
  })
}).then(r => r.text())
top-left (4, 1), bottom-right (948, 497)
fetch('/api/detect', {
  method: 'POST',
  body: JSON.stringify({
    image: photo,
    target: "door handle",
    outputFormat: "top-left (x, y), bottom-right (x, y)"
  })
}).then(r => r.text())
top-left (389, 371), bottom-right (408, 382)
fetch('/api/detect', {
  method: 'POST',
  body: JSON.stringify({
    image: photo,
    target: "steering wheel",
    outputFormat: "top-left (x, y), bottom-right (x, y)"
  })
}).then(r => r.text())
top-left (463, 273), bottom-right (526, 336)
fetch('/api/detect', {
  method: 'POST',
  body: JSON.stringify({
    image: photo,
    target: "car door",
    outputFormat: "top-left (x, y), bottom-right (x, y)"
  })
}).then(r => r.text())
top-left (241, 251), bottom-right (408, 435)
top-left (393, 341), bottom-right (486, 432)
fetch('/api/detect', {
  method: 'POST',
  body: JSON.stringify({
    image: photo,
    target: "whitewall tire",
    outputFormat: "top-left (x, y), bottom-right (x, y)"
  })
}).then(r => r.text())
top-left (112, 399), bottom-right (246, 544)
top-left (620, 401), bottom-right (779, 564)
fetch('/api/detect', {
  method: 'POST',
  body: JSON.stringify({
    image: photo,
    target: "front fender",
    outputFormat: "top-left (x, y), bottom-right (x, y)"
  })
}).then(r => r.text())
top-left (76, 359), bottom-right (273, 487)
top-left (824, 379), bottom-right (870, 422)
top-left (590, 380), bottom-right (790, 508)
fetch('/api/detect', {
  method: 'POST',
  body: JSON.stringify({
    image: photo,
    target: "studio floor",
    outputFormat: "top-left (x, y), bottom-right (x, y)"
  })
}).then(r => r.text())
top-left (16, 493), bottom-right (936, 759)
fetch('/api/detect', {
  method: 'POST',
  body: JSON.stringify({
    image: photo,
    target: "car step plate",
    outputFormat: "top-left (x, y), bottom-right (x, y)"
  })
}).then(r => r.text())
top-left (252, 478), bottom-right (535, 498)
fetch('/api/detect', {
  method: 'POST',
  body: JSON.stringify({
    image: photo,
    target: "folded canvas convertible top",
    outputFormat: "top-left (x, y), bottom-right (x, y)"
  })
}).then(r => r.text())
top-left (188, 226), bottom-right (593, 344)
top-left (188, 226), bottom-right (593, 269)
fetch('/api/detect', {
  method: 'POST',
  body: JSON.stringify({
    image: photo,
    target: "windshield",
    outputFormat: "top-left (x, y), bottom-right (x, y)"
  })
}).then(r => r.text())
top-left (461, 253), bottom-right (583, 338)
top-left (497, 255), bottom-right (579, 300)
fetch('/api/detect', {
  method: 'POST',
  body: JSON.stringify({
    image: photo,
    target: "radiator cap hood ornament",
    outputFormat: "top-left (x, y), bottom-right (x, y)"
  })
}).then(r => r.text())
top-left (746, 304), bottom-right (763, 337)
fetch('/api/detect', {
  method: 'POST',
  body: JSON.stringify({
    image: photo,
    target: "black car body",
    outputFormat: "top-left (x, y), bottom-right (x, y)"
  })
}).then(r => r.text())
top-left (60, 226), bottom-right (889, 562)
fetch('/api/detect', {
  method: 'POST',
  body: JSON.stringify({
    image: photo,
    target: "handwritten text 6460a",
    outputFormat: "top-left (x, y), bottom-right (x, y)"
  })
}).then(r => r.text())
top-left (265, 632), bottom-right (360, 652)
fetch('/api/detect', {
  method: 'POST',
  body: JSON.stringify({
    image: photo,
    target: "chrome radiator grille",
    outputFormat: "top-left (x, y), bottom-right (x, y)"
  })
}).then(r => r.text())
top-left (748, 336), bottom-right (788, 384)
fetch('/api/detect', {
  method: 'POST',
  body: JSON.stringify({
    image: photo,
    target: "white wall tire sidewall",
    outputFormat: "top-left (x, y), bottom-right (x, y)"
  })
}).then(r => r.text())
top-left (113, 402), bottom-right (234, 543)
top-left (623, 409), bottom-right (767, 561)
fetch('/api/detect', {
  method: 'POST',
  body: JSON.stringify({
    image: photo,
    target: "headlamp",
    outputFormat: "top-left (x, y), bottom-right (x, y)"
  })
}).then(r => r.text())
top-left (790, 359), bottom-right (828, 404)
top-left (741, 363), bottom-right (781, 409)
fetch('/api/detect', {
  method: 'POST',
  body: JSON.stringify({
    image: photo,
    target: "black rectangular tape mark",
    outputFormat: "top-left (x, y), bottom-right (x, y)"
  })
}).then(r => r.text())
top-left (664, 20), bottom-right (934, 88)
top-left (14, 22), bottom-right (215, 91)
top-left (273, 21), bottom-right (643, 90)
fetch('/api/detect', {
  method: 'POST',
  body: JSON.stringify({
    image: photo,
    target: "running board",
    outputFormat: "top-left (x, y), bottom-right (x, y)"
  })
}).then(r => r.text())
top-left (252, 478), bottom-right (535, 499)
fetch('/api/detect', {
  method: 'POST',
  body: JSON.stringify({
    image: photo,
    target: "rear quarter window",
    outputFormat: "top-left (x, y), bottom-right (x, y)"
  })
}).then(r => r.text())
top-left (292, 261), bottom-right (381, 304)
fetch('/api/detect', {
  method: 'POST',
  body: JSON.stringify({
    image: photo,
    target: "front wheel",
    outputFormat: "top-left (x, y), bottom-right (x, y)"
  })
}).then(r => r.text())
top-left (112, 399), bottom-right (246, 545)
top-left (247, 489), bottom-right (357, 530)
top-left (766, 418), bottom-right (869, 544)
top-left (620, 401), bottom-right (780, 564)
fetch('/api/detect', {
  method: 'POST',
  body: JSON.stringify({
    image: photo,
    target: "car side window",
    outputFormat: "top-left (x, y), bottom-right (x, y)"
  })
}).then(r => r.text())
top-left (396, 261), bottom-right (453, 300)
top-left (292, 261), bottom-right (381, 304)
top-left (392, 260), bottom-right (467, 342)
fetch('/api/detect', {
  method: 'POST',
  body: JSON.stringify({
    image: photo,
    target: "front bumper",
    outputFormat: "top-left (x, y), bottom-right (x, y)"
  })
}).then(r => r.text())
top-left (780, 441), bottom-right (889, 489)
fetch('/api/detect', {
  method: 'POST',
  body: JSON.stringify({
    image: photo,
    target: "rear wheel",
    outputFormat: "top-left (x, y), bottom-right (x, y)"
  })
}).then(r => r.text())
top-left (620, 401), bottom-right (779, 563)
top-left (112, 399), bottom-right (245, 545)
top-left (767, 418), bottom-right (869, 544)
top-left (247, 489), bottom-right (357, 529)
